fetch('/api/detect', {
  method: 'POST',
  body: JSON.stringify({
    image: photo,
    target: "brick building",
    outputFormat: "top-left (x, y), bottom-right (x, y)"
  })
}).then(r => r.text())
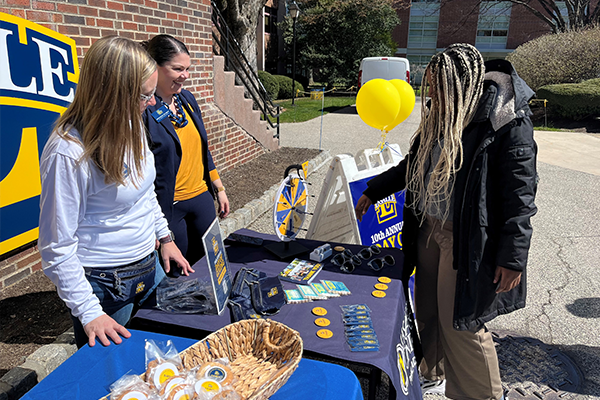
top-left (0, 1), bottom-right (273, 289)
top-left (392, 0), bottom-right (573, 69)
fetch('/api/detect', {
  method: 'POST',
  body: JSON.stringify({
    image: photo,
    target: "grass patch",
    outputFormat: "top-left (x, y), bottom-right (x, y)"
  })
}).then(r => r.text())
top-left (275, 96), bottom-right (356, 123)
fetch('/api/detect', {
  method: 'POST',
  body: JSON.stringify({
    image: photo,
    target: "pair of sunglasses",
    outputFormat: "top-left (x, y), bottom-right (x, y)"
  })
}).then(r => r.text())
top-left (358, 244), bottom-right (382, 260)
top-left (367, 255), bottom-right (395, 271)
top-left (331, 250), bottom-right (362, 273)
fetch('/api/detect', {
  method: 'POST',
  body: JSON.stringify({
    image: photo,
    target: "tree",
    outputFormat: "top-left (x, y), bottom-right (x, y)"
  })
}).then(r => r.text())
top-left (214, 0), bottom-right (267, 69)
top-left (282, 0), bottom-right (402, 87)
top-left (436, 0), bottom-right (600, 33)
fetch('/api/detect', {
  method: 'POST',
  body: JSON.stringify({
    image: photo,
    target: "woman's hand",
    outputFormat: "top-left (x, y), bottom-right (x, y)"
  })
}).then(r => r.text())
top-left (354, 195), bottom-right (373, 222)
top-left (84, 314), bottom-right (131, 347)
top-left (217, 190), bottom-right (230, 218)
top-left (161, 241), bottom-right (194, 276)
top-left (493, 266), bottom-right (522, 293)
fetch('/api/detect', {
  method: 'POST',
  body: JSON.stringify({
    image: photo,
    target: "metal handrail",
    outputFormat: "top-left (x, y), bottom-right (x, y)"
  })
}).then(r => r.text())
top-left (211, 0), bottom-right (281, 139)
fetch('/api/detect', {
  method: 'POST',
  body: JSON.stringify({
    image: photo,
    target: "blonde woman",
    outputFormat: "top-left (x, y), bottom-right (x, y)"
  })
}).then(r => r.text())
top-left (355, 44), bottom-right (537, 400)
top-left (39, 36), bottom-right (192, 349)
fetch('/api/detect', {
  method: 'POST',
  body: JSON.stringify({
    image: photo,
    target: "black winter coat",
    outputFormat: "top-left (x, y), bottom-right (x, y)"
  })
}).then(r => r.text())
top-left (364, 60), bottom-right (538, 331)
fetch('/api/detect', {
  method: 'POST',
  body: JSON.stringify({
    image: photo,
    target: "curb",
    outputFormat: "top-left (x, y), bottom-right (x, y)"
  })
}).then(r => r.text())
top-left (1, 150), bottom-right (332, 400)
top-left (0, 330), bottom-right (76, 400)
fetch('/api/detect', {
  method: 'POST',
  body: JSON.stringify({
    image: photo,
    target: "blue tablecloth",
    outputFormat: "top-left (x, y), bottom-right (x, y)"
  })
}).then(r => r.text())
top-left (133, 229), bottom-right (422, 400)
top-left (21, 329), bottom-right (363, 400)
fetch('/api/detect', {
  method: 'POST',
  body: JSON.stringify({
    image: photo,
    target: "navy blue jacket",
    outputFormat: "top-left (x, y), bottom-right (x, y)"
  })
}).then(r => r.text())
top-left (364, 60), bottom-right (538, 331)
top-left (143, 89), bottom-right (217, 224)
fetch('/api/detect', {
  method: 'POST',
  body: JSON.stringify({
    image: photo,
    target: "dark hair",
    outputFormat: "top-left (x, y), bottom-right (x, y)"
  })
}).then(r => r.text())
top-left (141, 34), bottom-right (189, 66)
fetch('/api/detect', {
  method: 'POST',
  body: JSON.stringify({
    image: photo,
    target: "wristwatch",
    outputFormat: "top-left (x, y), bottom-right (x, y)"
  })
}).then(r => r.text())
top-left (216, 186), bottom-right (225, 193)
top-left (159, 230), bottom-right (175, 244)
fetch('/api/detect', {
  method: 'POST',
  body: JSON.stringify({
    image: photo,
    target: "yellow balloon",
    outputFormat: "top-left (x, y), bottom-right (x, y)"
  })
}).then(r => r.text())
top-left (387, 79), bottom-right (416, 130)
top-left (356, 79), bottom-right (401, 131)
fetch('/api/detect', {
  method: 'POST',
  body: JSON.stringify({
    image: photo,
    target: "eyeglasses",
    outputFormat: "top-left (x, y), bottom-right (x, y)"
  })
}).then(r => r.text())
top-left (140, 88), bottom-right (156, 104)
top-left (367, 255), bottom-right (395, 271)
top-left (331, 251), bottom-right (361, 273)
top-left (358, 245), bottom-right (382, 260)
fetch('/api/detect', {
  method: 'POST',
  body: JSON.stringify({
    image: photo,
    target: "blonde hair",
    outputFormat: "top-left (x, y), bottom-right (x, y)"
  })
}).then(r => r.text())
top-left (406, 43), bottom-right (485, 223)
top-left (55, 36), bottom-right (157, 186)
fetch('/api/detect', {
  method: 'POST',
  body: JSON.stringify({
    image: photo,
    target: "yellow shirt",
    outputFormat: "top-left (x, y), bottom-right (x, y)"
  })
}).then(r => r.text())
top-left (173, 121), bottom-right (207, 201)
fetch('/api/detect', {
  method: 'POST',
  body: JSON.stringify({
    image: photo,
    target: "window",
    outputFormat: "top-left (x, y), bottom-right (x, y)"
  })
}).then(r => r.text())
top-left (408, 2), bottom-right (440, 49)
top-left (476, 1), bottom-right (511, 49)
top-left (264, 6), bottom-right (277, 35)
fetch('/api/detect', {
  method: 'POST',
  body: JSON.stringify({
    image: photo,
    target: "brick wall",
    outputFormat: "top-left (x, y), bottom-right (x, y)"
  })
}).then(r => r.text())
top-left (0, 0), bottom-right (267, 289)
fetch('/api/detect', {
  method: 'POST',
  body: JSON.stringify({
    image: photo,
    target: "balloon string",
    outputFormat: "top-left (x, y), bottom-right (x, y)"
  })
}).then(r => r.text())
top-left (378, 130), bottom-right (388, 150)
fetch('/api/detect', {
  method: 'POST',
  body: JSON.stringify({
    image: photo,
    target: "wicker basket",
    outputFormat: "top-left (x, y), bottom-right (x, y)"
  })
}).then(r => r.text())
top-left (181, 318), bottom-right (303, 399)
top-left (100, 319), bottom-right (302, 400)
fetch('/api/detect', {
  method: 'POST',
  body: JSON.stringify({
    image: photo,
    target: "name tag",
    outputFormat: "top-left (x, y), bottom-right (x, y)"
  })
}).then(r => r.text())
top-left (151, 104), bottom-right (172, 123)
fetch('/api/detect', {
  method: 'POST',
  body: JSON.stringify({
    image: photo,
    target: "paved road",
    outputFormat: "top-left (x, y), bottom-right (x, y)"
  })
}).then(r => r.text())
top-left (249, 99), bottom-right (600, 399)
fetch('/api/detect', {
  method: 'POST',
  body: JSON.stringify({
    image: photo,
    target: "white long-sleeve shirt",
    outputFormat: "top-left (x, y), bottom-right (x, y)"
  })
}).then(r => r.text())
top-left (38, 129), bottom-right (170, 326)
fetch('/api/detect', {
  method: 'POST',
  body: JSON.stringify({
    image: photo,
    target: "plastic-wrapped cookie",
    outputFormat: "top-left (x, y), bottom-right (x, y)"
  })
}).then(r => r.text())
top-left (165, 383), bottom-right (193, 400)
top-left (145, 360), bottom-right (180, 390)
top-left (212, 388), bottom-right (243, 400)
top-left (115, 389), bottom-right (150, 400)
top-left (159, 375), bottom-right (186, 396)
top-left (194, 378), bottom-right (222, 396)
top-left (196, 362), bottom-right (234, 386)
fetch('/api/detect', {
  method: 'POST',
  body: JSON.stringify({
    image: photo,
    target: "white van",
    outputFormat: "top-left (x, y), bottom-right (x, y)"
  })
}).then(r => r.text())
top-left (358, 57), bottom-right (410, 89)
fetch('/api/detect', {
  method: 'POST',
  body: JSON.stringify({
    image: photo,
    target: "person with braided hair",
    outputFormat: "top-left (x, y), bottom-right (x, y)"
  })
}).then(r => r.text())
top-left (355, 43), bottom-right (538, 399)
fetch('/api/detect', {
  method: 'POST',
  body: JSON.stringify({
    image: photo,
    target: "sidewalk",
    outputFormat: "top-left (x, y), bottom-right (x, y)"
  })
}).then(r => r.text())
top-left (258, 106), bottom-right (600, 399)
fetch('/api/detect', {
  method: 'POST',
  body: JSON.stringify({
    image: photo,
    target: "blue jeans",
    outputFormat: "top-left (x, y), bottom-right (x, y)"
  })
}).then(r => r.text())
top-left (72, 251), bottom-right (166, 348)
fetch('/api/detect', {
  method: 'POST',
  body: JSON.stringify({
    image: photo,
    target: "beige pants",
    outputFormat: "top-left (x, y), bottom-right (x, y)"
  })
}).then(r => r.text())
top-left (415, 216), bottom-right (503, 400)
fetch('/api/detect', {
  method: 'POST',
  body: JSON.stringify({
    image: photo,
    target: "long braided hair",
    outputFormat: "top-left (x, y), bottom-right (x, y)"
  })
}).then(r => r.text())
top-left (406, 43), bottom-right (485, 223)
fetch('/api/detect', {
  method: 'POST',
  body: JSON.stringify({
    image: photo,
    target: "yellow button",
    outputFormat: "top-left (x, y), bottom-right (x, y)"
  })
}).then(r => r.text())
top-left (312, 307), bottom-right (328, 316)
top-left (374, 283), bottom-right (388, 290)
top-left (372, 290), bottom-right (387, 298)
top-left (315, 318), bottom-right (330, 327)
top-left (316, 329), bottom-right (333, 339)
top-left (334, 246), bottom-right (345, 252)
top-left (378, 277), bottom-right (391, 284)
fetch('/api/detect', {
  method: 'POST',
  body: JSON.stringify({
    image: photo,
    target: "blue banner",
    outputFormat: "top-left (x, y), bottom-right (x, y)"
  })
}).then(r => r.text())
top-left (348, 177), bottom-right (405, 249)
top-left (0, 12), bottom-right (78, 255)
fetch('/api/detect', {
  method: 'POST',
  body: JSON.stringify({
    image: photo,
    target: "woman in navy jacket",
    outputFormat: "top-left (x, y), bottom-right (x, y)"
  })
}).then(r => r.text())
top-left (143, 35), bottom-right (230, 267)
top-left (355, 45), bottom-right (537, 399)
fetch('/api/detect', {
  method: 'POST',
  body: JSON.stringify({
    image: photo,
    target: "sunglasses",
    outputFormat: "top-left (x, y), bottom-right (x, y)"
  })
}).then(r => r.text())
top-left (367, 255), bottom-right (395, 271)
top-left (331, 251), bottom-right (362, 273)
top-left (358, 245), bottom-right (382, 260)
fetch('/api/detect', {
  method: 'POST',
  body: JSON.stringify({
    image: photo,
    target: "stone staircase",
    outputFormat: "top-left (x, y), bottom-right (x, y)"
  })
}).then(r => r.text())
top-left (213, 55), bottom-right (279, 151)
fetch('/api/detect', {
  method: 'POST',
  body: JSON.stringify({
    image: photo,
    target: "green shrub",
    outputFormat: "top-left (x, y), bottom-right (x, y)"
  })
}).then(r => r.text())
top-left (507, 26), bottom-right (600, 91)
top-left (273, 75), bottom-right (305, 99)
top-left (537, 78), bottom-right (600, 120)
top-left (258, 70), bottom-right (279, 100)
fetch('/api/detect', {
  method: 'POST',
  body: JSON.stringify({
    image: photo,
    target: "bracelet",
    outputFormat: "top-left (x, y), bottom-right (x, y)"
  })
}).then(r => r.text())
top-left (216, 186), bottom-right (225, 193)
top-left (159, 230), bottom-right (175, 244)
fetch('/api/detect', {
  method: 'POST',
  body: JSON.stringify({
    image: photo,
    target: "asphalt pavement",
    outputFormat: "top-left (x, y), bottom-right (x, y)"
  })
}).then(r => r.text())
top-left (249, 98), bottom-right (600, 399)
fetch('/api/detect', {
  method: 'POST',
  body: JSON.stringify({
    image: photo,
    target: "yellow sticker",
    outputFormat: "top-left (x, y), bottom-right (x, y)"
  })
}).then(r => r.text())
top-left (312, 307), bottom-right (328, 316)
top-left (374, 283), bottom-right (388, 290)
top-left (378, 276), bottom-right (392, 284)
top-left (315, 318), bottom-right (330, 327)
top-left (334, 246), bottom-right (345, 252)
top-left (316, 329), bottom-right (333, 339)
top-left (372, 290), bottom-right (387, 298)
top-left (159, 368), bottom-right (176, 384)
top-left (201, 380), bottom-right (220, 392)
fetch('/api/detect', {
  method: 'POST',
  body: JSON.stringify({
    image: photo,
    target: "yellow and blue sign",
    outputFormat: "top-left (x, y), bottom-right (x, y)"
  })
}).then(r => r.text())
top-left (349, 178), bottom-right (405, 249)
top-left (0, 12), bottom-right (78, 256)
